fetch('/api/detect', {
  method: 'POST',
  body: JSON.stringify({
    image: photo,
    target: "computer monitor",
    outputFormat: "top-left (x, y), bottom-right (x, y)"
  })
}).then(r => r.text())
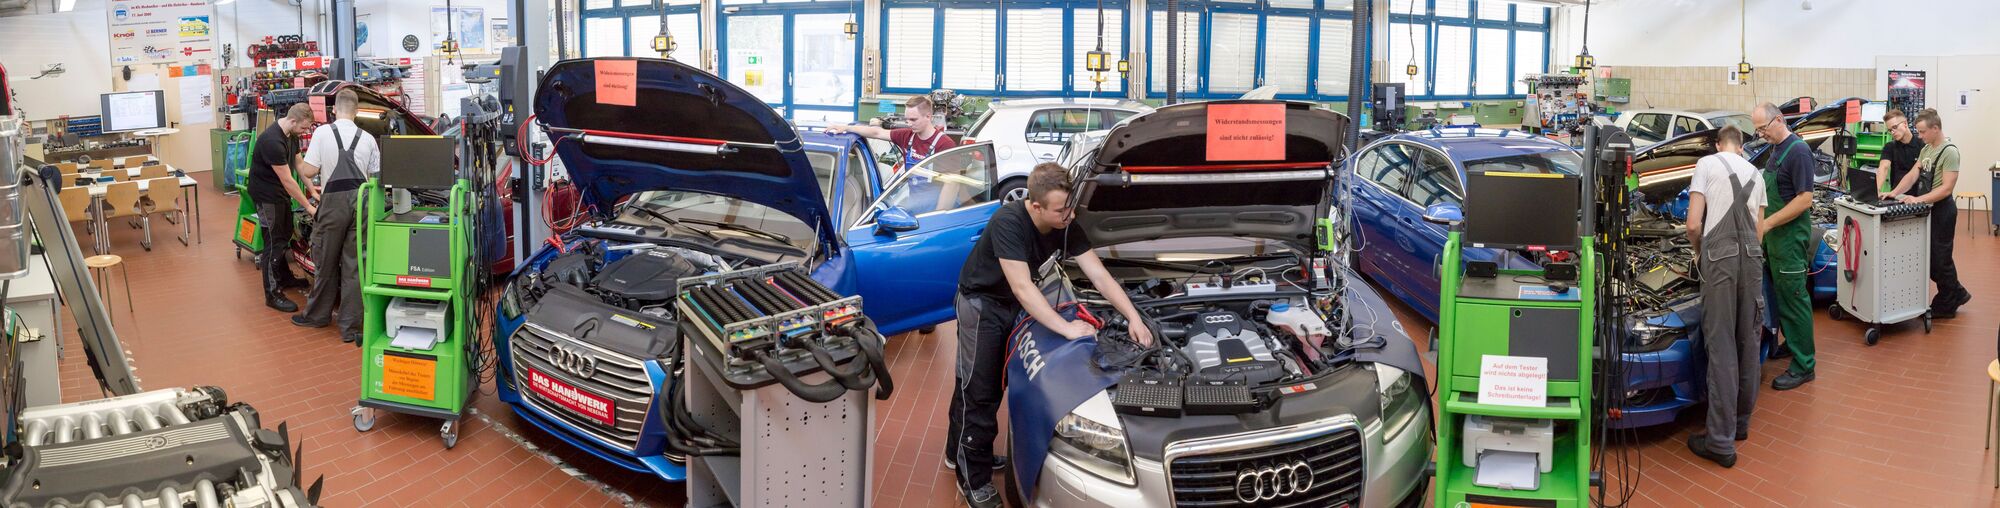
top-left (378, 136), bottom-right (458, 191)
top-left (1860, 102), bottom-right (1888, 123)
top-left (99, 91), bottom-right (167, 133)
top-left (1462, 171), bottom-right (1582, 251)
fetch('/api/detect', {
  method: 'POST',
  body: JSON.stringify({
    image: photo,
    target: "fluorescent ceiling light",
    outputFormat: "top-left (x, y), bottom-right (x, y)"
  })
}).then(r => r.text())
top-left (57, 0), bottom-right (76, 12)
top-left (216, 0), bottom-right (237, 5)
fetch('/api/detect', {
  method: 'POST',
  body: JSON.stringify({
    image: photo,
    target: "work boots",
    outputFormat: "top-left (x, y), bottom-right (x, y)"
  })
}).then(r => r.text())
top-left (266, 292), bottom-right (298, 313)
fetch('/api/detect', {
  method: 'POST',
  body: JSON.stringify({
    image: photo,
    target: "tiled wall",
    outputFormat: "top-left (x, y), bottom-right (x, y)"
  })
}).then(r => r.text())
top-left (1607, 66), bottom-right (1873, 112)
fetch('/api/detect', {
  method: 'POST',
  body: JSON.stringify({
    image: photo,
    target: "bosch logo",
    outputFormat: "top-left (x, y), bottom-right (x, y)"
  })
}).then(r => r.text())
top-left (1235, 461), bottom-right (1314, 503)
top-left (1203, 315), bottom-right (1235, 324)
top-left (549, 343), bottom-right (598, 379)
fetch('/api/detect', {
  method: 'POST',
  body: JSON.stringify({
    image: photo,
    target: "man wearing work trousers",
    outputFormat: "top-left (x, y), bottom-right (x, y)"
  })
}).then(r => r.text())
top-left (1751, 103), bottom-right (1817, 390)
top-left (247, 104), bottom-right (317, 312)
top-left (1883, 109), bottom-right (1971, 318)
top-left (291, 89), bottom-right (381, 344)
top-left (1684, 125), bottom-right (1766, 468)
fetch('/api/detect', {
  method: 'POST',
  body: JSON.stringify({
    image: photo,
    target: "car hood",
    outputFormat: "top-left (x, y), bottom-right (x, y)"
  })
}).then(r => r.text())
top-left (307, 80), bottom-right (437, 137)
top-left (1074, 100), bottom-right (1350, 248)
top-left (1630, 128), bottom-right (1718, 200)
top-left (531, 58), bottom-right (835, 247)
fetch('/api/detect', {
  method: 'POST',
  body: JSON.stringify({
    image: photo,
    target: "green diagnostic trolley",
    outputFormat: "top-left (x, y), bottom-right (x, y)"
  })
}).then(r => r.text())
top-left (1433, 168), bottom-right (1595, 508)
top-left (350, 136), bottom-right (477, 448)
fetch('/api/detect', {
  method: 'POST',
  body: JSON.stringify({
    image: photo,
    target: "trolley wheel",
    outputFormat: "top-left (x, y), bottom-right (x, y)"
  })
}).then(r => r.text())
top-left (1864, 327), bottom-right (1881, 346)
top-left (441, 420), bottom-right (459, 449)
top-left (1828, 304), bottom-right (1845, 321)
top-left (351, 407), bottom-right (375, 432)
top-left (1922, 313), bottom-right (1932, 334)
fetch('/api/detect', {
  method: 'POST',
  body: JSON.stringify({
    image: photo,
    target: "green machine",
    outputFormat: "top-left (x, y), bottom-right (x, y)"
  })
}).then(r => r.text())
top-left (1433, 129), bottom-right (1629, 508)
top-left (349, 135), bottom-right (478, 448)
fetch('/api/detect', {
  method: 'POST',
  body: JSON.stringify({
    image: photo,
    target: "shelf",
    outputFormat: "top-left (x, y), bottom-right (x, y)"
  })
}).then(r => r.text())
top-left (1439, 433), bottom-right (1588, 506)
top-left (362, 284), bottom-right (454, 299)
top-left (1444, 393), bottom-right (1586, 420)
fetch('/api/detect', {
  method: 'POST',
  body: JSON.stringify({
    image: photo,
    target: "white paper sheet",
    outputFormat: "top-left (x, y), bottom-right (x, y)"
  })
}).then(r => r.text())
top-left (177, 76), bottom-right (214, 125)
top-left (128, 74), bottom-right (161, 92)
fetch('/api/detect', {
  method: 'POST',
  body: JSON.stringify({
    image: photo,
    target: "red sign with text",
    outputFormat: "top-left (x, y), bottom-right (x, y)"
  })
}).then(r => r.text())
top-left (1206, 104), bottom-right (1287, 161)
top-left (527, 368), bottom-right (617, 426)
top-left (395, 275), bottom-right (432, 288)
top-left (595, 60), bottom-right (638, 107)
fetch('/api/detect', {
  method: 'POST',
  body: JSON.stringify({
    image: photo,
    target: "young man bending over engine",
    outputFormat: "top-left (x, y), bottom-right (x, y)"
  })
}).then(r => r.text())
top-left (946, 163), bottom-right (1152, 508)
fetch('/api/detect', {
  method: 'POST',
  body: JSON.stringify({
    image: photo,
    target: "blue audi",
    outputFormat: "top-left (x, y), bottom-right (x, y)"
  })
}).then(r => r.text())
top-left (493, 57), bottom-right (1003, 481)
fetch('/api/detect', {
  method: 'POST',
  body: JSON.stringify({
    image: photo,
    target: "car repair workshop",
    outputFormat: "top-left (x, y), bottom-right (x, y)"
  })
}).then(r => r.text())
top-left (0, 0), bottom-right (1996, 506)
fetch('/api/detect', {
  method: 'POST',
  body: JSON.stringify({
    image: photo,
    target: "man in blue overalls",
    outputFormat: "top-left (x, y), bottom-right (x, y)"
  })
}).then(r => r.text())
top-left (1685, 125), bottom-right (1766, 468)
top-left (826, 95), bottom-right (958, 170)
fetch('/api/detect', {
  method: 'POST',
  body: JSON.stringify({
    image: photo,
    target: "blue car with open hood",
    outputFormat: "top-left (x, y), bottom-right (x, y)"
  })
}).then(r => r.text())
top-left (492, 57), bottom-right (1003, 481)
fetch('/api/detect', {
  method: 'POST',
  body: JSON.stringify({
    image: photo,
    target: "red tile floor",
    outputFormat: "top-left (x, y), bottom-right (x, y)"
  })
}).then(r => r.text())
top-left (52, 183), bottom-right (2000, 507)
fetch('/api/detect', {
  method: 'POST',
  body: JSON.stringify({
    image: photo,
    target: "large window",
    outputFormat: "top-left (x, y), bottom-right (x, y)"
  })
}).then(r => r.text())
top-left (1146, 0), bottom-right (1360, 101)
top-left (580, 0), bottom-right (703, 63)
top-left (1389, 0), bottom-right (1551, 100)
top-left (881, 0), bottom-right (1131, 97)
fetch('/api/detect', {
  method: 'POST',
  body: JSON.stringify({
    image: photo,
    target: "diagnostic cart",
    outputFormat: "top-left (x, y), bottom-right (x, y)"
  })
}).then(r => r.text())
top-left (351, 136), bottom-right (479, 448)
top-left (1434, 168), bottom-right (1595, 507)
top-left (1828, 196), bottom-right (1932, 345)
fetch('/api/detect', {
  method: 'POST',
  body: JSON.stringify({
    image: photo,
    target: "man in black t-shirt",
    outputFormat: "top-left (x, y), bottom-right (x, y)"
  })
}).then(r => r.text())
top-left (1876, 108), bottom-right (1922, 196)
top-left (945, 163), bottom-right (1151, 508)
top-left (247, 104), bottom-right (316, 312)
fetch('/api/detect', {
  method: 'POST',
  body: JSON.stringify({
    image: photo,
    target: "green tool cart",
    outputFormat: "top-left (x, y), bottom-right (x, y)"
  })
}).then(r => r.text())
top-left (350, 136), bottom-right (476, 449)
top-left (1433, 170), bottom-right (1594, 508)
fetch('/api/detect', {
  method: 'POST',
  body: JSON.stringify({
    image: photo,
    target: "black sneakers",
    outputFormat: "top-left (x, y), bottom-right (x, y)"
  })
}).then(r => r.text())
top-left (958, 483), bottom-right (1001, 508)
top-left (265, 293), bottom-right (298, 313)
top-left (291, 315), bottom-right (329, 328)
top-left (1686, 434), bottom-right (1737, 468)
top-left (1772, 369), bottom-right (1815, 391)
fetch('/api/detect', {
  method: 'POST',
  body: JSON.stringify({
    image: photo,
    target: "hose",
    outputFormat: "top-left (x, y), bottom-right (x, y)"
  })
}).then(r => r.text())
top-left (754, 350), bottom-right (848, 403)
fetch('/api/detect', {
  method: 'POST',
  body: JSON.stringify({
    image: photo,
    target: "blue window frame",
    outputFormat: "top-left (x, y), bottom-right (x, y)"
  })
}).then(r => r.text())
top-left (1143, 0), bottom-right (1360, 102)
top-left (579, 0), bottom-right (703, 62)
top-left (716, 0), bottom-right (866, 122)
top-left (879, 0), bottom-right (1133, 97)
top-left (1387, 0), bottom-right (1550, 100)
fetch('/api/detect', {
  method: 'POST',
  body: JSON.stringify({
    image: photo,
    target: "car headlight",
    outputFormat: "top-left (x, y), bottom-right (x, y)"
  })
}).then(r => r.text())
top-left (1377, 366), bottom-right (1423, 443)
top-left (1628, 320), bottom-right (1687, 353)
top-left (1052, 412), bottom-right (1134, 486)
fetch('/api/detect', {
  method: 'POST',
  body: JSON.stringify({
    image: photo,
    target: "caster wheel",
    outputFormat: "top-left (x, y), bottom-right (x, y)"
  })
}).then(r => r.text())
top-left (1827, 304), bottom-right (1845, 321)
top-left (1922, 314), bottom-right (1932, 334)
top-left (441, 432), bottom-right (459, 449)
top-left (1864, 327), bottom-right (1880, 346)
top-left (351, 408), bottom-right (375, 432)
top-left (920, 326), bottom-right (937, 335)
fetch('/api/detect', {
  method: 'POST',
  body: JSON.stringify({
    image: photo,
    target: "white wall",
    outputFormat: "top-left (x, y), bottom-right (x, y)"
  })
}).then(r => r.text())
top-left (1552, 0), bottom-right (2000, 70)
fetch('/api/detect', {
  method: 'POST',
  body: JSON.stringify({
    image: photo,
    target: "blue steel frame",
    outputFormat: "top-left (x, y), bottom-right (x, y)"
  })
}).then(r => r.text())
top-left (1143, 0), bottom-right (1364, 101)
top-left (578, 1), bottom-right (703, 59)
top-left (1386, 0), bottom-right (1550, 101)
top-left (716, 0), bottom-right (868, 119)
top-left (878, 0), bottom-right (1135, 97)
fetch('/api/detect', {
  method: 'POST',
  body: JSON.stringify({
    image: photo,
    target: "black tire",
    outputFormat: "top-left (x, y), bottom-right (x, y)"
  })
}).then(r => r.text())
top-left (1864, 327), bottom-right (1880, 346)
top-left (1922, 314), bottom-right (1932, 333)
top-left (998, 178), bottom-right (1029, 204)
top-left (921, 325), bottom-right (938, 335)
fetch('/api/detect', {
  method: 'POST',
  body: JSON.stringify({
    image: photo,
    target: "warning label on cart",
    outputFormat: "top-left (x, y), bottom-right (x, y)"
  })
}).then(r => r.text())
top-left (380, 353), bottom-right (437, 401)
top-left (527, 367), bottom-right (617, 426)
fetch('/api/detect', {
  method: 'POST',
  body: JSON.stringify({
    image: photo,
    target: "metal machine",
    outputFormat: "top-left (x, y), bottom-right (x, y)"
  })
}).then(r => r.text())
top-left (1829, 196), bottom-right (1932, 345)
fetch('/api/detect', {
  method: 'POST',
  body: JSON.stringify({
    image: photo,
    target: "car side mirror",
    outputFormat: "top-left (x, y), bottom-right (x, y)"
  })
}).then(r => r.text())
top-left (876, 206), bottom-right (920, 234)
top-left (1421, 203), bottom-right (1463, 225)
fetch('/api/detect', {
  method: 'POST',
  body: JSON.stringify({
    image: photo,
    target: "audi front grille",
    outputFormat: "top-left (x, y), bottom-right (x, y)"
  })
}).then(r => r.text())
top-left (1164, 416), bottom-right (1365, 508)
top-left (510, 323), bottom-right (655, 451)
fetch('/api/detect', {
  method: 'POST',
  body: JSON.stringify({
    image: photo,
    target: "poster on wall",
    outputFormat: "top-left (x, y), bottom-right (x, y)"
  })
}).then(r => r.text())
top-left (107, 0), bottom-right (217, 66)
top-left (1887, 70), bottom-right (1926, 122)
top-left (357, 13), bottom-right (375, 57)
top-left (430, 7), bottom-right (487, 55)
top-left (177, 75), bottom-right (213, 125)
top-left (492, 19), bottom-right (513, 47)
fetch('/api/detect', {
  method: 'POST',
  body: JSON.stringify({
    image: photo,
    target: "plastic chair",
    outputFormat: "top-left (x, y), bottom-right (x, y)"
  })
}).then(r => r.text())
top-left (138, 177), bottom-right (187, 246)
top-left (87, 160), bottom-right (114, 173)
top-left (58, 186), bottom-right (104, 254)
top-left (53, 162), bottom-right (80, 174)
top-left (1957, 192), bottom-right (1989, 232)
top-left (99, 181), bottom-right (147, 250)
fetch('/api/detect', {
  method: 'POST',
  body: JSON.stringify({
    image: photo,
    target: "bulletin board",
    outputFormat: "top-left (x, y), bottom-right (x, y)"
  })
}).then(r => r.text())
top-left (0, 9), bottom-right (116, 120)
top-left (105, 0), bottom-right (217, 67)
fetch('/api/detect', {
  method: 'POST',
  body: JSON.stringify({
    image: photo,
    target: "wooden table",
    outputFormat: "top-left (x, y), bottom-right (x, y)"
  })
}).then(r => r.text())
top-left (76, 164), bottom-right (203, 250)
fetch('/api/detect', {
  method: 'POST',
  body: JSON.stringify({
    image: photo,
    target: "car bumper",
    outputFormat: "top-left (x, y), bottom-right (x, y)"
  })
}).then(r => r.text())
top-left (496, 380), bottom-right (687, 482)
top-left (1610, 335), bottom-right (1699, 429)
top-left (1029, 406), bottom-right (1431, 508)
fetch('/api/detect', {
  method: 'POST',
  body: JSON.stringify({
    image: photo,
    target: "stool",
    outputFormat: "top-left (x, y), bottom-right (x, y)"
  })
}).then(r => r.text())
top-left (84, 255), bottom-right (133, 318)
top-left (1957, 192), bottom-right (1989, 232)
top-left (1988, 358), bottom-right (2000, 487)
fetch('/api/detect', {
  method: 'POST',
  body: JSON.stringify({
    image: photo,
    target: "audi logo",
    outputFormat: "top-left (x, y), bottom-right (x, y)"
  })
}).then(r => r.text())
top-left (1235, 461), bottom-right (1315, 503)
top-left (549, 343), bottom-right (598, 379)
top-left (1203, 315), bottom-right (1235, 324)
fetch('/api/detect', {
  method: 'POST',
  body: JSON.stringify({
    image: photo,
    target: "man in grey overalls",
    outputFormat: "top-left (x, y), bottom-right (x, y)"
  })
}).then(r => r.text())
top-left (1683, 125), bottom-right (1766, 468)
top-left (291, 89), bottom-right (381, 344)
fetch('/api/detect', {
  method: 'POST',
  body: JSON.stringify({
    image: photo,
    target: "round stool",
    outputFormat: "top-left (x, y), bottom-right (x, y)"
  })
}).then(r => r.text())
top-left (84, 254), bottom-right (133, 316)
top-left (1956, 192), bottom-right (1988, 233)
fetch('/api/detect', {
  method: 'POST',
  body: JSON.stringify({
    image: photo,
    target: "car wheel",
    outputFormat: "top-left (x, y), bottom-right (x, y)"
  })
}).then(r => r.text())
top-left (999, 178), bottom-right (1029, 203)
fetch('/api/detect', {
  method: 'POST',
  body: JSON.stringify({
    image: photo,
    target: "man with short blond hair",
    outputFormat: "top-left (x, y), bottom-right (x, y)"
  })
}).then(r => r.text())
top-left (826, 95), bottom-right (958, 169)
top-left (1684, 124), bottom-right (1766, 468)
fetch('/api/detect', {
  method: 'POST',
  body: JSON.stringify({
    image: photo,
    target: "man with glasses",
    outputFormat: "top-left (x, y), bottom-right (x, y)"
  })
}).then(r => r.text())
top-left (1884, 109), bottom-right (1970, 318)
top-left (1875, 109), bottom-right (1922, 198)
top-left (1751, 103), bottom-right (1818, 391)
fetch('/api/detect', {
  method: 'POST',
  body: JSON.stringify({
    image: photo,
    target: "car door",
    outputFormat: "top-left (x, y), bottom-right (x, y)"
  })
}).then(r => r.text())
top-left (1347, 143), bottom-right (1418, 294)
top-left (845, 143), bottom-right (1003, 335)
top-left (1399, 148), bottom-right (1463, 319)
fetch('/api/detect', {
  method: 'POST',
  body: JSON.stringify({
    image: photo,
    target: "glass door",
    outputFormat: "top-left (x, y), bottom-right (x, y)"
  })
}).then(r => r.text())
top-left (790, 13), bottom-right (858, 123)
top-left (720, 2), bottom-right (862, 122)
top-left (724, 15), bottom-right (788, 108)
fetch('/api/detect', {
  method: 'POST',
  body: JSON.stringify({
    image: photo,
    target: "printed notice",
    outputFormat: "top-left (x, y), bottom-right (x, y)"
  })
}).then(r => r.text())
top-left (1206, 103), bottom-right (1286, 161)
top-left (595, 59), bottom-right (638, 107)
top-left (380, 353), bottom-right (438, 401)
top-left (1477, 355), bottom-right (1547, 408)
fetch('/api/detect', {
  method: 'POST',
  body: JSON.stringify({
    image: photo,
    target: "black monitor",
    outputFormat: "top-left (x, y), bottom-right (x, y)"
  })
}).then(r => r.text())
top-left (1462, 171), bottom-right (1581, 251)
top-left (99, 91), bottom-right (167, 133)
top-left (378, 136), bottom-right (458, 191)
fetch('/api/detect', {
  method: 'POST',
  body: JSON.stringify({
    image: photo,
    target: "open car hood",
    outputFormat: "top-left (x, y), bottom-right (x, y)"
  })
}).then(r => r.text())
top-left (1074, 100), bottom-right (1349, 248)
top-left (532, 58), bottom-right (834, 247)
top-left (1630, 128), bottom-right (1718, 201)
top-left (307, 80), bottom-right (437, 136)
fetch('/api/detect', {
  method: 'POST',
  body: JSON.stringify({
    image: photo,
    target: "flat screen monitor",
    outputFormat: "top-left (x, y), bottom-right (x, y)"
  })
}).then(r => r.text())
top-left (99, 91), bottom-right (167, 133)
top-left (1462, 171), bottom-right (1581, 251)
top-left (1860, 102), bottom-right (1888, 123)
top-left (378, 136), bottom-right (458, 191)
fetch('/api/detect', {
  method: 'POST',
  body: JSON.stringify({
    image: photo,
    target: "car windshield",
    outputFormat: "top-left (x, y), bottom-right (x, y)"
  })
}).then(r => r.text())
top-left (1709, 114), bottom-right (1754, 134)
top-left (1463, 149), bottom-right (1584, 175)
top-left (629, 153), bottom-right (838, 252)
